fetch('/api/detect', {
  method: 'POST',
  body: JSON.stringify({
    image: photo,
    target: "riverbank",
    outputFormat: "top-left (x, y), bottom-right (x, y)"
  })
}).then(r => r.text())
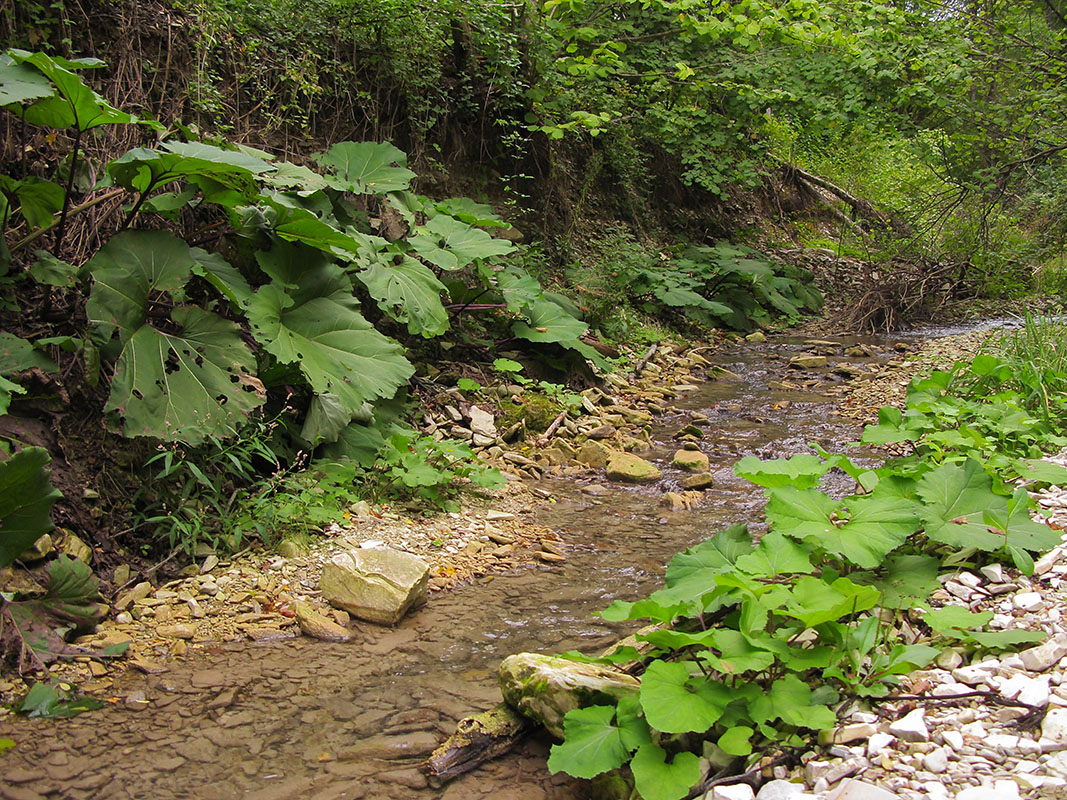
top-left (6, 321), bottom-right (1066, 800)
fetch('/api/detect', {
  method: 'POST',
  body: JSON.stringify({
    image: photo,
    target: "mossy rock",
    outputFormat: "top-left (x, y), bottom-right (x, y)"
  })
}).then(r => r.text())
top-left (606, 452), bottom-right (661, 483)
top-left (498, 652), bottom-right (640, 738)
top-left (499, 395), bottom-right (560, 433)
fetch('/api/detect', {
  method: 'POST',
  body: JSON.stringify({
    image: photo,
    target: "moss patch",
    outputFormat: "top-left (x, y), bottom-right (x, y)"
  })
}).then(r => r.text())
top-left (498, 395), bottom-right (561, 433)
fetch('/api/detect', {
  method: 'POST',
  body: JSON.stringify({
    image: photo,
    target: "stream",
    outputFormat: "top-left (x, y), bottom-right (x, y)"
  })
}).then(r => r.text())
top-left (1, 336), bottom-right (895, 800)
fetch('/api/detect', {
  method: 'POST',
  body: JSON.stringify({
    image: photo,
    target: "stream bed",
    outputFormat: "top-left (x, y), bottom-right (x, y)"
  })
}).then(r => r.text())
top-left (1, 337), bottom-right (895, 800)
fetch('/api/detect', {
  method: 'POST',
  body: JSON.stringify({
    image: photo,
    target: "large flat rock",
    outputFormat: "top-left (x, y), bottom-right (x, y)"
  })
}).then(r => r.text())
top-left (320, 546), bottom-right (429, 625)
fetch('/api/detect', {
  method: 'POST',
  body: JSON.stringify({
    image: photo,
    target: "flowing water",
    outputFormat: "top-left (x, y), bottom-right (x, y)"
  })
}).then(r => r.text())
top-left (1, 338), bottom-right (891, 800)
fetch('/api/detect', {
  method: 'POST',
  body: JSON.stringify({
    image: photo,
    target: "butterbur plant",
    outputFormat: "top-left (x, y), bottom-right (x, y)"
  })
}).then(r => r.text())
top-left (546, 363), bottom-right (1067, 798)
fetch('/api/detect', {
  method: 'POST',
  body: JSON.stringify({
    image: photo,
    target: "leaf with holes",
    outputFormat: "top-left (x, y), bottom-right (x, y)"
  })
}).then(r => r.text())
top-left (314, 141), bottom-right (415, 194)
top-left (106, 307), bottom-right (263, 443)
top-left (357, 253), bottom-right (449, 337)
top-left (409, 215), bottom-right (513, 270)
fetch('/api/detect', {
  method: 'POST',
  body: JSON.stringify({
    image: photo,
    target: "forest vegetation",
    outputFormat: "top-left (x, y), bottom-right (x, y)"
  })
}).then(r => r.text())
top-left (2, 0), bottom-right (1067, 688)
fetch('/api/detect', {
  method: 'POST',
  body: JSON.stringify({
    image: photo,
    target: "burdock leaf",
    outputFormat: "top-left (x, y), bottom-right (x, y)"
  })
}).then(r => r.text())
top-left (0, 447), bottom-right (62, 568)
top-left (547, 705), bottom-right (631, 779)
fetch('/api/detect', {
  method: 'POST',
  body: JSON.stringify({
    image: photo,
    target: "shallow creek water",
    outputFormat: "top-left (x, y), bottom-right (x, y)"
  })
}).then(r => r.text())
top-left (2, 338), bottom-right (890, 800)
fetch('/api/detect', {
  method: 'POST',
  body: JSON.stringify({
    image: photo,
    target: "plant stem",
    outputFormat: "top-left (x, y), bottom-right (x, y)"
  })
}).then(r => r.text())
top-left (53, 126), bottom-right (83, 258)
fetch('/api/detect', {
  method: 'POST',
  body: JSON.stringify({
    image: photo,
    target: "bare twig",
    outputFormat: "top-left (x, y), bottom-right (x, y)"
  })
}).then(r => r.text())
top-left (632, 342), bottom-right (658, 378)
top-left (536, 410), bottom-right (568, 445)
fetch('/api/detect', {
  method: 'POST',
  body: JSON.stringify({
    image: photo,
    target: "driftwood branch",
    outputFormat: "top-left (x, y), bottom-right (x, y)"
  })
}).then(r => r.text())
top-left (632, 342), bottom-right (658, 378)
top-left (536, 410), bottom-right (569, 445)
top-left (423, 703), bottom-right (532, 782)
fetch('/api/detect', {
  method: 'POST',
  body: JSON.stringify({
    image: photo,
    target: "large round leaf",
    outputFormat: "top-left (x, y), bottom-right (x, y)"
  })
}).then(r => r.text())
top-left (5, 50), bottom-right (133, 130)
top-left (86, 230), bottom-right (197, 343)
top-left (246, 281), bottom-right (413, 415)
top-left (356, 254), bottom-right (449, 338)
top-left (105, 307), bottom-right (264, 444)
top-left (409, 215), bottom-right (513, 270)
top-left (314, 141), bottom-right (415, 194)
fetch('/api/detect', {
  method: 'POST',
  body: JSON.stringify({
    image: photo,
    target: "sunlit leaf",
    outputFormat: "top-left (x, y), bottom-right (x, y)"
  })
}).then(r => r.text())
top-left (630, 743), bottom-right (702, 800)
top-left (315, 141), bottom-right (416, 194)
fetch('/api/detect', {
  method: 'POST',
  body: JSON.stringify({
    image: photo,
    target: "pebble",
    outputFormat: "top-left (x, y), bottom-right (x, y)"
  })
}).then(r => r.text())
top-left (921, 748), bottom-right (948, 774)
top-left (889, 709), bottom-right (929, 743)
top-left (1013, 591), bottom-right (1044, 611)
top-left (709, 784), bottom-right (755, 800)
top-left (1020, 634), bottom-right (1067, 672)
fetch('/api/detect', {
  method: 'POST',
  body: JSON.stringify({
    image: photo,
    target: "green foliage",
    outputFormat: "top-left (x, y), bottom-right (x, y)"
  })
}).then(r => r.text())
top-left (0, 447), bottom-right (62, 568)
top-left (375, 432), bottom-right (505, 510)
top-left (86, 231), bottom-right (265, 444)
top-left (570, 231), bottom-right (822, 339)
top-left (553, 348), bottom-right (1067, 797)
top-left (16, 681), bottom-right (105, 718)
top-left (1, 555), bottom-right (106, 673)
top-left (0, 333), bottom-right (57, 415)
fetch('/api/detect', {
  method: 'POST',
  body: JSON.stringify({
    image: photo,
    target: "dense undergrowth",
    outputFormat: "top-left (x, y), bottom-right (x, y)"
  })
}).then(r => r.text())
top-left (0, 44), bottom-right (828, 679)
top-left (3, 0), bottom-right (1067, 699)
top-left (546, 314), bottom-right (1067, 799)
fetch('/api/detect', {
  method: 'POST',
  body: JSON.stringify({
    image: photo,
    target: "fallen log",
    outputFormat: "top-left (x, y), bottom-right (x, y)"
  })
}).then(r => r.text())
top-left (422, 702), bottom-right (533, 782)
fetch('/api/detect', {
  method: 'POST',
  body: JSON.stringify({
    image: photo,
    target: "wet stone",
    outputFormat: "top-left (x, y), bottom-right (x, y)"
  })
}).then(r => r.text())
top-left (378, 768), bottom-right (428, 789)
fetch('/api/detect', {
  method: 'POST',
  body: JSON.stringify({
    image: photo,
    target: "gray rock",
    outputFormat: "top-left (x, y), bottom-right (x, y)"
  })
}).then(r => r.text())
top-left (980, 563), bottom-right (1006, 583)
top-left (755, 779), bottom-right (812, 800)
top-left (577, 439), bottom-right (614, 469)
top-left (819, 723), bottom-right (877, 746)
top-left (708, 784), bottom-right (755, 800)
top-left (293, 599), bottom-right (352, 642)
top-left (922, 747), bottom-right (948, 774)
top-left (956, 782), bottom-right (1020, 800)
top-left (935, 649), bottom-right (963, 670)
top-left (587, 424), bottom-right (617, 440)
top-left (683, 472), bottom-right (716, 490)
top-left (672, 448), bottom-right (710, 471)
top-left (788, 355), bottom-right (827, 369)
top-left (1042, 707), bottom-right (1067, 743)
top-left (825, 779), bottom-right (900, 800)
top-left (498, 652), bottom-right (640, 738)
top-left (867, 733), bottom-right (894, 757)
top-left (1020, 634), bottom-right (1067, 672)
top-left (18, 533), bottom-right (54, 562)
top-left (1013, 591), bottom-right (1044, 612)
top-left (320, 546), bottom-right (429, 625)
top-left (888, 709), bottom-right (928, 742)
top-left (55, 530), bottom-right (93, 563)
